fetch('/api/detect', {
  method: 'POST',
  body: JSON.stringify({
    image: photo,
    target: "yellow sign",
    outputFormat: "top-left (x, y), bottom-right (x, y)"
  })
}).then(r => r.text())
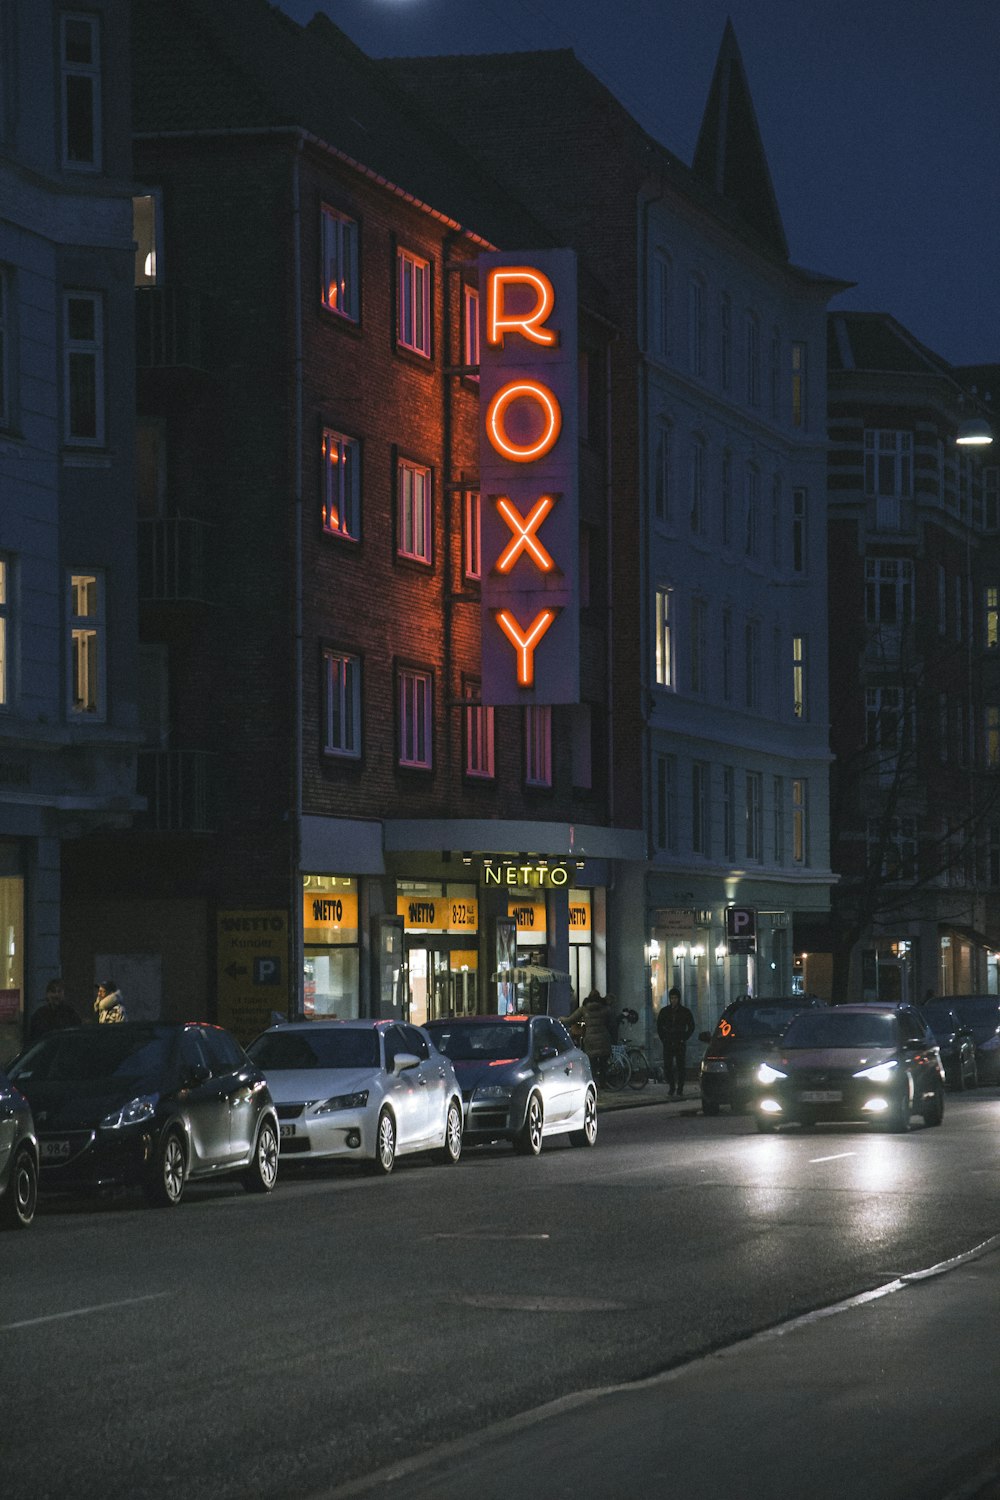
top-left (568, 900), bottom-right (591, 933)
top-left (397, 896), bottom-right (478, 933)
top-left (508, 897), bottom-right (546, 938)
top-left (303, 890), bottom-right (359, 942)
top-left (217, 909), bottom-right (289, 1044)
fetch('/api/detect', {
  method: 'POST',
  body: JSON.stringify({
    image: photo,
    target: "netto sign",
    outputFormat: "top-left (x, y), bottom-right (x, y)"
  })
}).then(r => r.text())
top-left (485, 862), bottom-right (569, 887)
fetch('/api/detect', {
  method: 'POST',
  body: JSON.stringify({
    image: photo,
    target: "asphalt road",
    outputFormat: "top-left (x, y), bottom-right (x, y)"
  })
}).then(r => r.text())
top-left (2, 1089), bottom-right (999, 1500)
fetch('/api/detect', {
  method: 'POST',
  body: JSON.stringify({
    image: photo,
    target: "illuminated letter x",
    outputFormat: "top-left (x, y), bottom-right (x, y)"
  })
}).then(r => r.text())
top-left (495, 494), bottom-right (557, 574)
top-left (496, 609), bottom-right (559, 686)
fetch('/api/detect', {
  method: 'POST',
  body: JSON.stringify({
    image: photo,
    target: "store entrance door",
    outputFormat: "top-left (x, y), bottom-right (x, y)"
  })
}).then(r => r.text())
top-left (406, 943), bottom-right (479, 1025)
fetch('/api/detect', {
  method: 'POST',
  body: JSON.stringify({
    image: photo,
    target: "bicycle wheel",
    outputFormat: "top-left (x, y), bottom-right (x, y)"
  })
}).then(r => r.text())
top-left (626, 1047), bottom-right (650, 1090)
top-left (604, 1051), bottom-right (630, 1091)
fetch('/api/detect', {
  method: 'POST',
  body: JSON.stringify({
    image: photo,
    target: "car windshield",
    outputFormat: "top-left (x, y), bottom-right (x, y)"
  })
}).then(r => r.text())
top-left (247, 1028), bottom-right (380, 1071)
top-left (428, 1022), bottom-right (530, 1061)
top-left (10, 1027), bottom-right (173, 1084)
top-left (715, 1005), bottom-right (806, 1040)
top-left (780, 1012), bottom-right (899, 1049)
top-left (947, 997), bottom-right (1000, 1028)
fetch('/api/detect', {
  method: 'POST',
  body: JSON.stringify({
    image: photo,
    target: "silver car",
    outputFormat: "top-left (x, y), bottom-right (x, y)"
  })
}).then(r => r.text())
top-left (425, 1014), bottom-right (598, 1155)
top-left (247, 1020), bottom-right (463, 1175)
top-left (0, 1065), bottom-right (38, 1229)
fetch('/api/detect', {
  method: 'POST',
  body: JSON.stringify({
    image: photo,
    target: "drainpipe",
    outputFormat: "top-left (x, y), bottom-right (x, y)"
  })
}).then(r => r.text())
top-left (290, 137), bottom-right (304, 1019)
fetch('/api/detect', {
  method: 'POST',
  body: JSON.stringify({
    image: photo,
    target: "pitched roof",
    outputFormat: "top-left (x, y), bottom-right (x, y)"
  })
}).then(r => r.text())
top-left (828, 312), bottom-right (955, 377)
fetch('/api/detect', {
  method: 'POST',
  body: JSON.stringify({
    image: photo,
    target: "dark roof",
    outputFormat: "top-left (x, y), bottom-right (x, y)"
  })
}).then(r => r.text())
top-left (131, 0), bottom-right (549, 249)
top-left (828, 312), bottom-right (955, 377)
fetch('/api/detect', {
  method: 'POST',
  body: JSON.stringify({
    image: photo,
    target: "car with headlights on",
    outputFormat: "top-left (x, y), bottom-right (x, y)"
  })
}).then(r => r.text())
top-left (698, 995), bottom-right (825, 1115)
top-left (8, 1023), bottom-right (279, 1206)
top-left (754, 1003), bottom-right (945, 1133)
top-left (925, 995), bottom-right (1000, 1084)
top-left (424, 1014), bottom-right (597, 1156)
top-left (918, 1000), bottom-right (978, 1090)
top-left (246, 1020), bottom-right (463, 1175)
top-left (0, 1065), bottom-right (38, 1229)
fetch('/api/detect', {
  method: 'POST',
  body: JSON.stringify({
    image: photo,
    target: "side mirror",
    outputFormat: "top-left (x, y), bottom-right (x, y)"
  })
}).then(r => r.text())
top-left (698, 1030), bottom-right (711, 1044)
top-left (392, 1052), bottom-right (420, 1075)
top-left (537, 1045), bottom-right (558, 1062)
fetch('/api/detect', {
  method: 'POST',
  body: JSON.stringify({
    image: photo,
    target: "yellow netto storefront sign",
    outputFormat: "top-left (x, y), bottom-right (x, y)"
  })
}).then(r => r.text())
top-left (397, 895), bottom-right (478, 933)
top-left (303, 890), bottom-right (359, 943)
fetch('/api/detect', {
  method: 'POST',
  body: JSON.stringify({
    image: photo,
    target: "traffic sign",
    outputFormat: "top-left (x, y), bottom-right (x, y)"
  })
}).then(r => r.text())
top-left (726, 905), bottom-right (757, 954)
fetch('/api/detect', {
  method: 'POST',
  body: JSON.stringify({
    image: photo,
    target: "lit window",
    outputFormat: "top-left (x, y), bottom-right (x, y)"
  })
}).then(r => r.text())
top-left (398, 668), bottom-right (432, 768)
top-left (985, 586), bottom-right (999, 649)
top-left (323, 650), bottom-right (361, 759)
top-left (464, 681), bottom-right (494, 779)
top-left (792, 634), bottom-right (807, 720)
top-left (69, 572), bottom-right (104, 719)
top-left (0, 557), bottom-right (8, 706)
top-left (524, 704), bottom-right (552, 787)
top-left (397, 459), bottom-right (432, 563)
top-left (64, 292), bottom-right (104, 445)
top-left (61, 13), bottom-right (101, 170)
top-left (132, 194), bottom-right (159, 286)
top-left (322, 429), bottom-right (360, 541)
top-left (320, 206), bottom-right (359, 321)
top-left (464, 489), bottom-right (481, 581)
top-left (655, 588), bottom-right (673, 688)
top-left (463, 284), bottom-right (479, 377)
top-left (397, 247), bottom-right (431, 357)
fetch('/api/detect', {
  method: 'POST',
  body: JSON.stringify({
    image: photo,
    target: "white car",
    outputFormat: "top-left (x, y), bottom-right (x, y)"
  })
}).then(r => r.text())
top-left (246, 1020), bottom-right (463, 1174)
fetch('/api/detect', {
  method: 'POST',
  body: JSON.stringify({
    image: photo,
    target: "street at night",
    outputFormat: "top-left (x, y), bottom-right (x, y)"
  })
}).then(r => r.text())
top-left (3, 1091), bottom-right (999, 1499)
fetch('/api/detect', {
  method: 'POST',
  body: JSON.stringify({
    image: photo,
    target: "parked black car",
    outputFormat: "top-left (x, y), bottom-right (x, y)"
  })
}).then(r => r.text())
top-left (924, 996), bottom-right (1000, 1084)
top-left (8, 1023), bottom-right (279, 1206)
top-left (918, 1000), bottom-right (978, 1090)
top-left (0, 1065), bottom-right (38, 1229)
top-left (698, 996), bottom-right (825, 1115)
top-left (754, 1004), bottom-right (945, 1133)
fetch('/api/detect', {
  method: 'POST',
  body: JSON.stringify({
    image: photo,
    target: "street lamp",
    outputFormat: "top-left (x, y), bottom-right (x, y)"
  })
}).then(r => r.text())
top-left (956, 417), bottom-right (994, 446)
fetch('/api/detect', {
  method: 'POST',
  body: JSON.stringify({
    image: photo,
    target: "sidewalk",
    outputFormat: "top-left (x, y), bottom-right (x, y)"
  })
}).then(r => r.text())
top-left (596, 1076), bottom-right (697, 1112)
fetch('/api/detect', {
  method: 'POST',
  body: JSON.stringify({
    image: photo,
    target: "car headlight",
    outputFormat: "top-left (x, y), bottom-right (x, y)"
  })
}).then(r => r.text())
top-left (853, 1061), bottom-right (897, 1082)
top-left (473, 1085), bottom-right (513, 1101)
top-left (757, 1062), bottom-right (787, 1084)
top-left (701, 1059), bottom-right (730, 1074)
top-left (315, 1091), bottom-right (369, 1114)
top-left (100, 1094), bottom-right (158, 1129)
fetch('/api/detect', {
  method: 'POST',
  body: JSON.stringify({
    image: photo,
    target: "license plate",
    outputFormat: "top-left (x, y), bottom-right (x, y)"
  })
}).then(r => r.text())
top-left (280, 1124), bottom-right (296, 1138)
top-left (41, 1139), bottom-right (72, 1160)
top-left (799, 1090), bottom-right (841, 1103)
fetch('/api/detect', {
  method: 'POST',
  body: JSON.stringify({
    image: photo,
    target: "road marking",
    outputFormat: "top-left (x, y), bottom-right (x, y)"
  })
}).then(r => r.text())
top-left (426, 1232), bottom-right (550, 1241)
top-left (458, 1293), bottom-right (626, 1313)
top-left (1, 1292), bottom-right (168, 1332)
top-left (809, 1152), bottom-right (856, 1163)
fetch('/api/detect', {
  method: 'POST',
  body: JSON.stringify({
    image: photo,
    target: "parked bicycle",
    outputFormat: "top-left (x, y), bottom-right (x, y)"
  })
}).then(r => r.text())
top-left (603, 1008), bottom-right (654, 1091)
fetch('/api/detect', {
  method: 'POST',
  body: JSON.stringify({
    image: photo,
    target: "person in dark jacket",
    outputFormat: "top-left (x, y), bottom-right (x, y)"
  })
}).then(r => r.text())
top-left (28, 978), bottom-right (81, 1041)
top-left (564, 989), bottom-right (615, 1089)
top-left (656, 986), bottom-right (695, 1097)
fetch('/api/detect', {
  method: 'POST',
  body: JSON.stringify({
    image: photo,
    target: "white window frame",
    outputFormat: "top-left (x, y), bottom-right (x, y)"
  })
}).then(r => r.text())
top-left (689, 434), bottom-right (705, 535)
top-left (791, 341), bottom-right (807, 428)
top-left (864, 429), bottom-right (912, 531)
top-left (68, 571), bottom-right (105, 720)
top-left (397, 247), bottom-right (431, 357)
top-left (865, 558), bottom-right (914, 625)
top-left (398, 668), bottom-right (432, 769)
top-left (464, 489), bottom-right (481, 581)
top-left (690, 595), bottom-right (707, 696)
top-left (323, 649), bottom-right (361, 759)
top-left (722, 765), bottom-right (736, 860)
top-left (321, 428), bottom-right (360, 542)
top-left (692, 760), bottom-right (710, 856)
top-left (772, 774), bottom-right (785, 862)
top-left (464, 682), bottom-right (494, 779)
top-left (524, 704), bottom-right (552, 787)
top-left (792, 779), bottom-right (808, 864)
top-left (792, 634), bottom-right (807, 720)
top-left (64, 291), bottom-right (104, 445)
top-left (463, 283), bottom-right (479, 377)
top-left (320, 206), bottom-right (359, 322)
top-left (745, 771), bottom-right (763, 861)
top-left (745, 617), bottom-right (760, 711)
top-left (60, 12), bottom-right (101, 171)
top-left (985, 585), bottom-right (998, 650)
top-left (397, 459), bottom-right (432, 563)
top-left (655, 587), bottom-right (674, 689)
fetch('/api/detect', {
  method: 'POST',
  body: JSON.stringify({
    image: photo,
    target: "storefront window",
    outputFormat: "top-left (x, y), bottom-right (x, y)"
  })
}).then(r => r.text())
top-left (568, 889), bottom-right (592, 1001)
top-left (303, 876), bottom-right (359, 1019)
top-left (397, 881), bottom-right (479, 1025)
top-left (0, 861), bottom-right (24, 1066)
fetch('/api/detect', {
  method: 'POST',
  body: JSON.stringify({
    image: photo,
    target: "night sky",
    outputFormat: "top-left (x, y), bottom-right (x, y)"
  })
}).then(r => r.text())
top-left (273, 0), bottom-right (999, 368)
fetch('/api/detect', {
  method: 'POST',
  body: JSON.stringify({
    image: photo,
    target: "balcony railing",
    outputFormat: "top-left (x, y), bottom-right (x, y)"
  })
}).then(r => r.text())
top-left (139, 517), bottom-right (215, 603)
top-left (135, 286), bottom-right (208, 370)
top-left (136, 749), bottom-right (218, 833)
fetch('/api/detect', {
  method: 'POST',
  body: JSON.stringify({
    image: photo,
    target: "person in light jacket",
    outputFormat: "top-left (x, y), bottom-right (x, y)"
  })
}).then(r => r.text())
top-left (94, 980), bottom-right (127, 1024)
top-left (564, 989), bottom-right (614, 1089)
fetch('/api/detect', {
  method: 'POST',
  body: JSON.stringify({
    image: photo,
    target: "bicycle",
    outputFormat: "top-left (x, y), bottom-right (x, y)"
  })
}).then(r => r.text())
top-left (603, 1009), bottom-right (653, 1091)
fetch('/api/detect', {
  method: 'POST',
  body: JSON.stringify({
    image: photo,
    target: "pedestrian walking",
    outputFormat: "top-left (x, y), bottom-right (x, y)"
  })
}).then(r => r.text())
top-left (94, 979), bottom-right (127, 1024)
top-left (564, 988), bottom-right (615, 1089)
top-left (656, 986), bottom-right (694, 1097)
top-left (28, 978), bottom-right (81, 1041)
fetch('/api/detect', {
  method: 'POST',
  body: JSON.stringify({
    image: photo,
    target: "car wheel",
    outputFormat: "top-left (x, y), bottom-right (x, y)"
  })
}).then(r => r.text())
top-left (884, 1088), bottom-right (912, 1133)
top-left (144, 1130), bottom-right (186, 1207)
top-left (922, 1082), bottom-right (945, 1128)
top-left (434, 1100), bottom-right (463, 1165)
top-left (514, 1092), bottom-right (544, 1156)
top-left (571, 1088), bottom-right (598, 1147)
top-left (242, 1119), bottom-right (279, 1193)
top-left (0, 1144), bottom-right (38, 1230)
top-left (701, 1099), bottom-right (720, 1117)
top-left (371, 1109), bottom-right (396, 1175)
top-left (964, 1053), bottom-right (979, 1090)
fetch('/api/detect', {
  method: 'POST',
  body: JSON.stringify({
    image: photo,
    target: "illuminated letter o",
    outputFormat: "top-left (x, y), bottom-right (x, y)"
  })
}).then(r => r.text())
top-left (550, 867), bottom-right (569, 886)
top-left (486, 380), bottom-right (562, 463)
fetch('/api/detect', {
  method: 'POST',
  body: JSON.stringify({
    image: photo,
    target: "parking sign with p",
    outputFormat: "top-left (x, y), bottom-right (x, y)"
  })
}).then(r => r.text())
top-left (726, 906), bottom-right (757, 954)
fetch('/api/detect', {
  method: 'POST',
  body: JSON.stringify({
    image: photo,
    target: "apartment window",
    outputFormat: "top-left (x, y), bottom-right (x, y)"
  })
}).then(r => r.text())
top-left (745, 772), bottom-right (763, 861)
top-left (61, 13), bottom-right (101, 170)
top-left (464, 490), bottom-right (481, 580)
top-left (397, 459), bottom-right (432, 563)
top-left (464, 681), bottom-right (494, 779)
top-left (792, 779), bottom-right (807, 864)
top-left (0, 557), bottom-right (8, 706)
top-left (745, 313), bottom-right (760, 406)
top-left (397, 247), bottom-right (431, 357)
top-left (320, 206), bottom-right (359, 321)
top-left (719, 293), bottom-right (732, 390)
top-left (866, 686), bottom-right (913, 766)
top-left (651, 251), bottom-right (672, 357)
top-left (690, 596), bottom-right (707, 695)
top-left (721, 450), bottom-right (733, 545)
top-left (865, 558), bottom-right (913, 625)
top-left (986, 468), bottom-right (999, 531)
top-left (689, 435), bottom-right (705, 535)
top-left (985, 586), bottom-right (998, 649)
top-left (64, 292), bottom-right (104, 445)
top-left (132, 193), bottom-right (160, 286)
top-left (987, 706), bottom-right (1000, 770)
top-left (772, 775), bottom-right (784, 862)
top-left (791, 342), bottom-right (807, 428)
top-left (656, 753), bottom-right (677, 851)
top-left (792, 634), bottom-right (806, 719)
top-left (771, 474), bottom-right (782, 567)
top-left (770, 327), bottom-right (781, 417)
top-left (722, 766), bottom-right (736, 860)
top-left (463, 283), bottom-right (479, 376)
top-left (323, 649), bottom-right (361, 759)
top-left (745, 618), bottom-right (760, 710)
top-left (744, 464), bottom-right (759, 557)
top-left (792, 488), bottom-right (807, 573)
top-left (865, 429), bottom-right (912, 530)
top-left (524, 704), bottom-right (552, 787)
top-left (653, 418), bottom-right (672, 522)
top-left (655, 588), bottom-right (674, 688)
top-left (0, 266), bottom-right (9, 427)
top-left (869, 816), bottom-right (916, 882)
top-left (692, 761), bottom-right (710, 855)
top-left (69, 572), bottom-right (104, 719)
top-left (688, 277), bottom-right (706, 376)
top-left (398, 668), bottom-right (432, 768)
top-left (321, 429), bottom-right (360, 542)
